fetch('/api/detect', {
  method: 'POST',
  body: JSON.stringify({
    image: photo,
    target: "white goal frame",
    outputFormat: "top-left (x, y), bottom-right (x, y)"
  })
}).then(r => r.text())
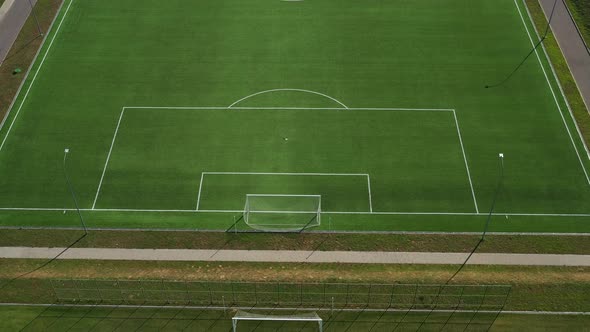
top-left (232, 310), bottom-right (323, 332)
top-left (243, 194), bottom-right (321, 231)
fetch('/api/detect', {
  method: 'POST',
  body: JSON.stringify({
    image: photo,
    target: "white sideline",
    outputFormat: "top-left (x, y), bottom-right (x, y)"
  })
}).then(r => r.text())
top-left (0, 0), bottom-right (75, 153)
top-left (514, 0), bottom-right (590, 185)
top-left (367, 174), bottom-right (373, 212)
top-left (123, 106), bottom-right (454, 111)
top-left (227, 88), bottom-right (349, 109)
top-left (195, 172), bottom-right (371, 212)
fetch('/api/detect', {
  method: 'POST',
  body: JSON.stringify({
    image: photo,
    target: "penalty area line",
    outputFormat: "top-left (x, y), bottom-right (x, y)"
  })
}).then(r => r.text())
top-left (195, 173), bottom-right (205, 211)
top-left (452, 110), bottom-right (479, 213)
top-left (367, 174), bottom-right (373, 213)
top-left (92, 108), bottom-right (126, 209)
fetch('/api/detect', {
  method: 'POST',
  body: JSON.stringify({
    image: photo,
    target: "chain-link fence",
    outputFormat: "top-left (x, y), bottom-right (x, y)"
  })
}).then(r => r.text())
top-left (50, 279), bottom-right (510, 311)
top-left (12, 280), bottom-right (512, 331)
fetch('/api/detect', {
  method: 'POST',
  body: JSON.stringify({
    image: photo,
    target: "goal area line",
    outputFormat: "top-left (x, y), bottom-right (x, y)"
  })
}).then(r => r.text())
top-left (195, 172), bottom-right (372, 213)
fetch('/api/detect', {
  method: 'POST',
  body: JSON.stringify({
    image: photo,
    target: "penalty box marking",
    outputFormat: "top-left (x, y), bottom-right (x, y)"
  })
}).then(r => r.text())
top-left (195, 172), bottom-right (372, 213)
top-left (93, 106), bottom-right (478, 213)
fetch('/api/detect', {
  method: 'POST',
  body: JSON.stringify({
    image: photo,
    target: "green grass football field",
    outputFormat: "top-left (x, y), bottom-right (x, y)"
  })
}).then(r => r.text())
top-left (0, 0), bottom-right (589, 232)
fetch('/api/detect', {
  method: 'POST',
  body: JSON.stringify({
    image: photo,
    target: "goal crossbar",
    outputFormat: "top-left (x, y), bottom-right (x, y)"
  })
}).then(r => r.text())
top-left (232, 310), bottom-right (323, 332)
top-left (243, 194), bottom-right (321, 232)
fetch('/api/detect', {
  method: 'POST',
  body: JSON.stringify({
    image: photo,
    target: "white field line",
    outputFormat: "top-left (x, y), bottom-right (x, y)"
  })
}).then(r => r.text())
top-left (203, 171), bottom-right (369, 176)
top-left (249, 211), bottom-right (319, 214)
top-left (367, 174), bottom-right (373, 212)
top-left (227, 88), bottom-right (349, 109)
top-left (198, 172), bottom-right (371, 212)
top-left (0, 0), bottom-right (75, 153)
top-left (91, 108), bottom-right (126, 209)
top-left (515, 0), bottom-right (590, 185)
top-left (452, 110), bottom-right (479, 213)
top-left (1, 206), bottom-right (590, 217)
top-left (247, 194), bottom-right (321, 197)
top-left (195, 172), bottom-right (205, 211)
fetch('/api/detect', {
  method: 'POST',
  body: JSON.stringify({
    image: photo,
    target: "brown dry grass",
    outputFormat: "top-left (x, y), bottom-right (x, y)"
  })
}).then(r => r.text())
top-left (2, 229), bottom-right (590, 254)
top-left (1, 259), bottom-right (589, 285)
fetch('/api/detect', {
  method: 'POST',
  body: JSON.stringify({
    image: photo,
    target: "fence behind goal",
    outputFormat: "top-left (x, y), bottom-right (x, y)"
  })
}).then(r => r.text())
top-left (51, 279), bottom-right (510, 311)
top-left (40, 280), bottom-right (512, 331)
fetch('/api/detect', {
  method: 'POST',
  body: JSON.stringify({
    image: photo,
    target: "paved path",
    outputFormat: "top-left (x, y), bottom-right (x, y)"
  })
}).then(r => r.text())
top-left (539, 0), bottom-right (590, 111)
top-left (1, 247), bottom-right (590, 266)
top-left (0, 0), bottom-right (38, 65)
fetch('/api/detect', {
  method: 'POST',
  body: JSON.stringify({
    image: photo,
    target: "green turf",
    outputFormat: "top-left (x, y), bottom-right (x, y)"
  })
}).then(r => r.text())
top-left (0, 0), bottom-right (589, 232)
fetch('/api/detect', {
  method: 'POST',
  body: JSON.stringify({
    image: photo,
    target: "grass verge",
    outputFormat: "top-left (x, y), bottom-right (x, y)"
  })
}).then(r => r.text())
top-left (1, 229), bottom-right (590, 254)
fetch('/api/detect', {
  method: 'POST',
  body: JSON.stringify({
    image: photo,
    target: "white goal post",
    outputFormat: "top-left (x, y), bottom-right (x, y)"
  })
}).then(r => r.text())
top-left (232, 310), bottom-right (323, 332)
top-left (243, 194), bottom-right (321, 232)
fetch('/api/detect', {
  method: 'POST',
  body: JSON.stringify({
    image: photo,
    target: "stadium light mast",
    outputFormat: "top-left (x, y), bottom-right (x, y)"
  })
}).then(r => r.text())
top-left (481, 153), bottom-right (504, 240)
top-left (63, 148), bottom-right (88, 234)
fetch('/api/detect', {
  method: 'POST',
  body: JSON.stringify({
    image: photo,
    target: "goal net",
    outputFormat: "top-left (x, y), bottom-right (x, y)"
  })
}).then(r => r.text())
top-left (243, 194), bottom-right (321, 232)
top-left (232, 310), bottom-right (323, 332)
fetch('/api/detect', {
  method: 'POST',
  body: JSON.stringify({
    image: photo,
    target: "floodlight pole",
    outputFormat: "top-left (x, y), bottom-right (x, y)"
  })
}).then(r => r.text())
top-left (481, 153), bottom-right (504, 241)
top-left (63, 149), bottom-right (88, 234)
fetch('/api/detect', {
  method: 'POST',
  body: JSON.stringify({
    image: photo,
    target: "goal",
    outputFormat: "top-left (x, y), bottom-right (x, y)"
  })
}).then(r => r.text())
top-left (243, 194), bottom-right (321, 232)
top-left (232, 310), bottom-right (323, 332)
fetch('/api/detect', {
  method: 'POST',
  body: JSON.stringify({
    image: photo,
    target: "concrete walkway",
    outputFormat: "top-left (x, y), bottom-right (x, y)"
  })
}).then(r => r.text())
top-left (0, 0), bottom-right (39, 65)
top-left (539, 0), bottom-right (590, 111)
top-left (1, 247), bottom-right (590, 266)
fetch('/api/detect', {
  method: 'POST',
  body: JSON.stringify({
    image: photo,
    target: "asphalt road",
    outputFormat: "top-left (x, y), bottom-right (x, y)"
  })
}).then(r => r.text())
top-left (0, 0), bottom-right (38, 65)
